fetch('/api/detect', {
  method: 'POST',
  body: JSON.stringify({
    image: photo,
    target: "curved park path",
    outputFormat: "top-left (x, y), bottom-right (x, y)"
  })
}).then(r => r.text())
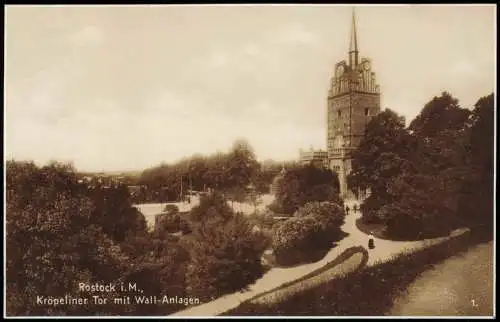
top-left (171, 200), bottom-right (467, 317)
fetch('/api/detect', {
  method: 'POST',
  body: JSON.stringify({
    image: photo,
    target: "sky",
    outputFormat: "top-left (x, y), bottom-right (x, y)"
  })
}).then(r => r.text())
top-left (4, 4), bottom-right (496, 172)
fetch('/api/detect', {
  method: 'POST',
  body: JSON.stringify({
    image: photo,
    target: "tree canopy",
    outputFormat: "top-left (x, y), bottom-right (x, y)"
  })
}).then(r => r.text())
top-left (272, 164), bottom-right (342, 215)
top-left (348, 92), bottom-right (494, 240)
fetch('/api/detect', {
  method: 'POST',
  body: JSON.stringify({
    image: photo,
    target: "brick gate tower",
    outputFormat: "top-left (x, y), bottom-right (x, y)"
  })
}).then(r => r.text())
top-left (327, 8), bottom-right (381, 199)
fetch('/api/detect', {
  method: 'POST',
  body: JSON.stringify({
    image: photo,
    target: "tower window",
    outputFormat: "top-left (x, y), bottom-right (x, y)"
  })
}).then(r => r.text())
top-left (365, 108), bottom-right (369, 116)
top-left (338, 110), bottom-right (341, 117)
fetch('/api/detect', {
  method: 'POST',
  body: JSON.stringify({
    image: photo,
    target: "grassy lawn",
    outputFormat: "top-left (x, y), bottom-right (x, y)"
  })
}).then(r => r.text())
top-left (224, 230), bottom-right (482, 316)
top-left (390, 241), bottom-right (493, 316)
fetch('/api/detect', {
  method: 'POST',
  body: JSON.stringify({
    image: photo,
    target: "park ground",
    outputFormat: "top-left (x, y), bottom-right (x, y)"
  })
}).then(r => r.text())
top-left (170, 198), bottom-right (470, 316)
top-left (390, 240), bottom-right (494, 316)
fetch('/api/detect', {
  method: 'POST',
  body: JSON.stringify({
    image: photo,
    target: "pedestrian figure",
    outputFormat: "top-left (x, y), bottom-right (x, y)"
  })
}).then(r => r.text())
top-left (345, 205), bottom-right (350, 215)
top-left (368, 233), bottom-right (375, 250)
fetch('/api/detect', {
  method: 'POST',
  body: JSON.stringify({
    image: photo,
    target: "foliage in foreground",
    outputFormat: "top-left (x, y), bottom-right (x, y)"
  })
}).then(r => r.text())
top-left (6, 161), bottom-right (192, 316)
top-left (6, 161), bottom-right (269, 316)
top-left (184, 192), bottom-right (270, 302)
top-left (225, 231), bottom-right (477, 316)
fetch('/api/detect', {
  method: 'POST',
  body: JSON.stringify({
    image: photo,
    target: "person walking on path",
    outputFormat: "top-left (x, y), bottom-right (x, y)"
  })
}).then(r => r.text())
top-left (345, 205), bottom-right (350, 215)
top-left (368, 233), bottom-right (375, 250)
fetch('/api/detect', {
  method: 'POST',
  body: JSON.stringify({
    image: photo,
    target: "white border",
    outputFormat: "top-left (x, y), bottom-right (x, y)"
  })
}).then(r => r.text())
top-left (3, 3), bottom-right (497, 319)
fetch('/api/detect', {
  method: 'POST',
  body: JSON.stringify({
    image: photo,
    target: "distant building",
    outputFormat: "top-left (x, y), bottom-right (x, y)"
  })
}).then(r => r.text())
top-left (298, 148), bottom-right (328, 168)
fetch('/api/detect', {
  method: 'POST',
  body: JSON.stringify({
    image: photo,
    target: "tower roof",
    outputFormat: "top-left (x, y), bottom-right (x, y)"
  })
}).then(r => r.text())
top-left (349, 7), bottom-right (358, 54)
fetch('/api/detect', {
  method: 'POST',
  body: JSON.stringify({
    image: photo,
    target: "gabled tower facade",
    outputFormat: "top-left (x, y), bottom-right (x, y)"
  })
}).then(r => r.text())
top-left (327, 8), bottom-right (381, 199)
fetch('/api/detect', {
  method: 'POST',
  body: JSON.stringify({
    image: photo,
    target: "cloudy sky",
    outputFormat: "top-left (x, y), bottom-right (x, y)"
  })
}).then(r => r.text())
top-left (5, 4), bottom-right (496, 172)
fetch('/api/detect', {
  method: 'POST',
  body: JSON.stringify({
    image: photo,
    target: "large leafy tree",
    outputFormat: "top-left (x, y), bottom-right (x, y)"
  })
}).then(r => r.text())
top-left (186, 213), bottom-right (268, 301)
top-left (223, 139), bottom-right (261, 202)
top-left (456, 93), bottom-right (494, 238)
top-left (6, 161), bottom-right (128, 316)
top-left (348, 109), bottom-right (415, 193)
top-left (347, 109), bottom-right (415, 222)
top-left (119, 234), bottom-right (191, 315)
top-left (348, 92), bottom-right (490, 239)
top-left (274, 164), bottom-right (341, 215)
top-left (468, 93), bottom-right (494, 184)
top-left (409, 91), bottom-right (471, 140)
top-left (87, 183), bottom-right (147, 243)
top-left (404, 92), bottom-right (473, 232)
top-left (226, 139), bottom-right (260, 186)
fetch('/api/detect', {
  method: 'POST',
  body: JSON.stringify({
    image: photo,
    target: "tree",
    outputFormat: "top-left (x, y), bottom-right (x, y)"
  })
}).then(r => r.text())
top-left (347, 109), bottom-right (419, 224)
top-left (185, 210), bottom-right (268, 301)
top-left (87, 183), bottom-right (147, 243)
top-left (189, 191), bottom-right (234, 224)
top-left (348, 108), bottom-right (415, 194)
top-left (223, 139), bottom-right (261, 202)
top-left (6, 161), bottom-right (128, 316)
top-left (274, 164), bottom-right (341, 215)
top-left (204, 151), bottom-right (231, 191)
top-left (380, 173), bottom-right (457, 239)
top-left (409, 91), bottom-right (471, 140)
top-left (119, 234), bottom-right (190, 315)
top-left (457, 93), bottom-right (494, 238)
top-left (352, 92), bottom-right (493, 240)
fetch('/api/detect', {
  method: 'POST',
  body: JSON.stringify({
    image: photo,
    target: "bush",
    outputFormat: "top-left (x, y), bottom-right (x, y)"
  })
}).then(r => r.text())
top-left (185, 195), bottom-right (269, 301)
top-left (379, 194), bottom-right (455, 240)
top-left (272, 201), bottom-right (348, 266)
top-left (294, 202), bottom-right (344, 230)
top-left (272, 216), bottom-right (323, 265)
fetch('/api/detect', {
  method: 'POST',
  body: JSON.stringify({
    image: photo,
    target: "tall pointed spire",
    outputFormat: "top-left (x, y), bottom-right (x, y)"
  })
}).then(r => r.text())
top-left (349, 7), bottom-right (359, 67)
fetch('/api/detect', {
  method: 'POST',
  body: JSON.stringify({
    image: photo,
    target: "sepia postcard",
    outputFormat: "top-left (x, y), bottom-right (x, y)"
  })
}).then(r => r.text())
top-left (4, 4), bottom-right (496, 318)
